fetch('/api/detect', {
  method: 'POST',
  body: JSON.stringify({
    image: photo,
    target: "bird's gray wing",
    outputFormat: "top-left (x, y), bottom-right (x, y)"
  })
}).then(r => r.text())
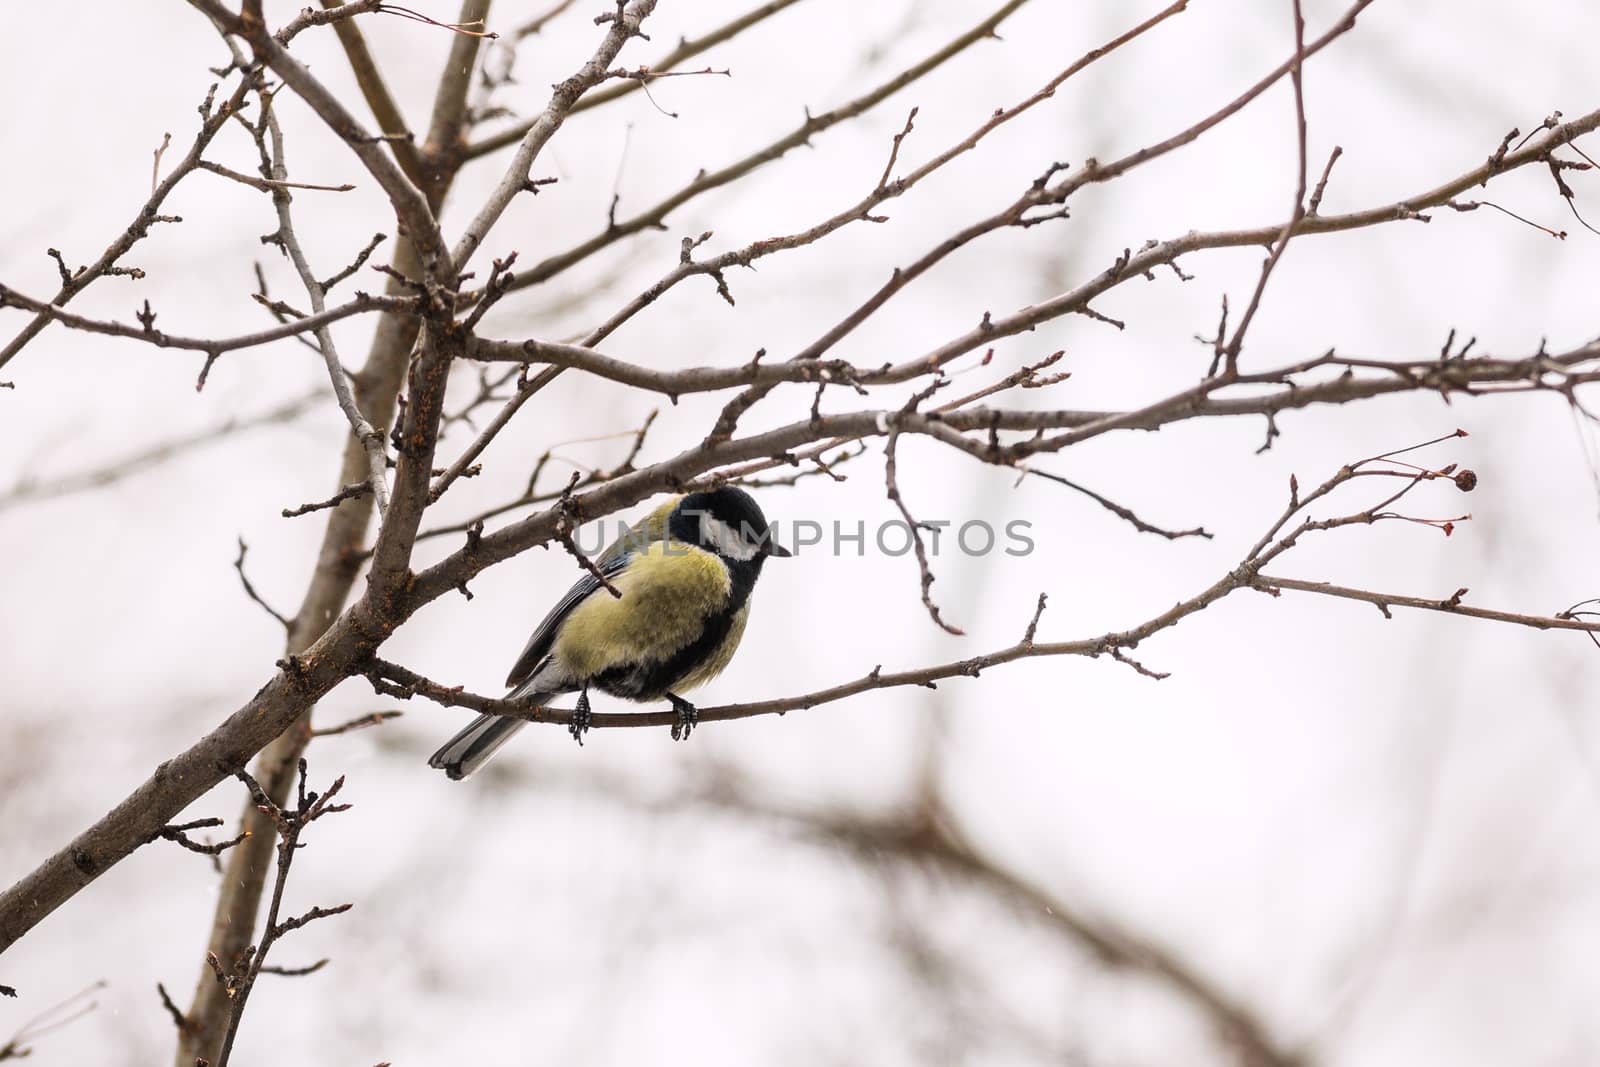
top-left (503, 549), bottom-right (634, 689)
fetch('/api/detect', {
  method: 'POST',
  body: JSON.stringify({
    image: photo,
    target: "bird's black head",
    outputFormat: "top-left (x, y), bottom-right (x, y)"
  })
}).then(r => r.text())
top-left (669, 486), bottom-right (792, 563)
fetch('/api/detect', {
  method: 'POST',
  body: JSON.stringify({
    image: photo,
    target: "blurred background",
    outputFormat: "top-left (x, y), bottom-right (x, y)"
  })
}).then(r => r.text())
top-left (3, 1), bottom-right (1600, 1063)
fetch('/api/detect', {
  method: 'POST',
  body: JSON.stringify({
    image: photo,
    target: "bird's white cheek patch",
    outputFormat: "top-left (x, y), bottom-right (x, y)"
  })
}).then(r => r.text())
top-left (700, 515), bottom-right (760, 560)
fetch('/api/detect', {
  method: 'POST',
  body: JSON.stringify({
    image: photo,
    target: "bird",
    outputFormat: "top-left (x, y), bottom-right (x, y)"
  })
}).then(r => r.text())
top-left (428, 486), bottom-right (792, 780)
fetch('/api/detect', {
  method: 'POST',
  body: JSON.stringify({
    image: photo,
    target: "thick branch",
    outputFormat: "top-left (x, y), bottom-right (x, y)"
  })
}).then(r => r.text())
top-left (174, 6), bottom-right (493, 1063)
top-left (0, 594), bottom-right (380, 959)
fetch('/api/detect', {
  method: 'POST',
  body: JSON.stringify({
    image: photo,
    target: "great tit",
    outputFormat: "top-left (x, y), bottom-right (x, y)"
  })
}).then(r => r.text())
top-left (428, 486), bottom-right (792, 779)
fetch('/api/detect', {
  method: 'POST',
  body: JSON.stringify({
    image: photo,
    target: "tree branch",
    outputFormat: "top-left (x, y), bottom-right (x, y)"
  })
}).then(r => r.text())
top-left (494, 0), bottom-right (1033, 294)
top-left (0, 76), bottom-right (252, 372)
top-left (187, 0), bottom-right (452, 276)
top-left (314, 0), bottom-right (429, 185)
top-left (0, 283), bottom-right (411, 362)
top-left (467, 0), bottom-right (807, 157)
top-left (451, 0), bottom-right (658, 272)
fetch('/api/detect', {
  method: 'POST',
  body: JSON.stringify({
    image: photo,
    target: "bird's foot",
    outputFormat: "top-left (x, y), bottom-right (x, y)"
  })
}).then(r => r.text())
top-left (667, 693), bottom-right (698, 741)
top-left (569, 689), bottom-right (592, 746)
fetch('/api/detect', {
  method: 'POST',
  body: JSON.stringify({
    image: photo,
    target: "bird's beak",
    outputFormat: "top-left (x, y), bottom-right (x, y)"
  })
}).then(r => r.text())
top-left (766, 540), bottom-right (793, 557)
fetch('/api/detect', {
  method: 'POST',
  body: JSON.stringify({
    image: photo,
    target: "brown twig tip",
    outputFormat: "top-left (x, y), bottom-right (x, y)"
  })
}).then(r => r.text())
top-left (877, 106), bottom-right (919, 191)
top-left (46, 246), bottom-right (78, 289)
top-left (1022, 592), bottom-right (1049, 645)
top-left (151, 132), bottom-right (173, 195)
top-left (1368, 427), bottom-right (1468, 462)
top-left (1513, 111), bottom-right (1563, 154)
top-left (1110, 645), bottom-right (1170, 680)
top-left (198, 159), bottom-right (356, 194)
top-left (1456, 198), bottom-right (1568, 239)
top-left (320, 233), bottom-right (387, 293)
top-left (556, 471), bottom-right (623, 598)
top-left (204, 951), bottom-right (229, 989)
top-left (157, 982), bottom-right (190, 1032)
top-left (272, 902), bottom-right (354, 938)
top-left (1020, 466), bottom-right (1212, 541)
top-left (233, 538), bottom-right (292, 630)
top-left (461, 251), bottom-right (521, 331)
top-left (154, 818), bottom-right (251, 857)
top-left (282, 481), bottom-right (373, 518)
top-left (378, 4), bottom-right (498, 38)
top-left (606, 63), bottom-right (730, 85)
top-left (884, 413), bottom-right (964, 635)
top-left (1307, 144), bottom-right (1343, 215)
top-left (258, 958), bottom-right (330, 977)
top-left (311, 710), bottom-right (403, 737)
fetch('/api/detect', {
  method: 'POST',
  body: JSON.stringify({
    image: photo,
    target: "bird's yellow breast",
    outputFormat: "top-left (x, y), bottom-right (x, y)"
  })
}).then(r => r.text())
top-left (554, 540), bottom-right (731, 677)
top-left (673, 601), bottom-right (750, 692)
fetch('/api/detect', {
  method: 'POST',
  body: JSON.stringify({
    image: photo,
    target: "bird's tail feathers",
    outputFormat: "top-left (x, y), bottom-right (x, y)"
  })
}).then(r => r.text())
top-left (427, 713), bottom-right (530, 780)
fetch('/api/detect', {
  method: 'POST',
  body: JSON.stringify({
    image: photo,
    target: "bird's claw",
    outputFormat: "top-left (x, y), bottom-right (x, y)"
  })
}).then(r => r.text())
top-left (569, 689), bottom-right (592, 746)
top-left (667, 693), bottom-right (697, 741)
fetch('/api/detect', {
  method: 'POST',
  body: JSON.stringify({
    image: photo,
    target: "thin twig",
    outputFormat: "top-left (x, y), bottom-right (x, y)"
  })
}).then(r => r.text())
top-left (310, 710), bottom-right (403, 737)
top-left (1017, 466), bottom-right (1213, 540)
top-left (555, 472), bottom-right (623, 598)
top-left (198, 160), bottom-right (355, 192)
top-left (282, 481), bottom-right (373, 519)
top-left (234, 538), bottom-right (292, 630)
top-left (884, 412), bottom-right (964, 635)
top-left (451, 0), bottom-right (659, 273)
top-left (212, 762), bottom-right (352, 1067)
top-left (153, 817), bottom-right (251, 856)
top-left (1215, 0), bottom-right (1310, 375)
top-left (0, 283), bottom-right (412, 359)
top-left (252, 84), bottom-right (392, 514)
top-left (469, 0), bottom-right (808, 155)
